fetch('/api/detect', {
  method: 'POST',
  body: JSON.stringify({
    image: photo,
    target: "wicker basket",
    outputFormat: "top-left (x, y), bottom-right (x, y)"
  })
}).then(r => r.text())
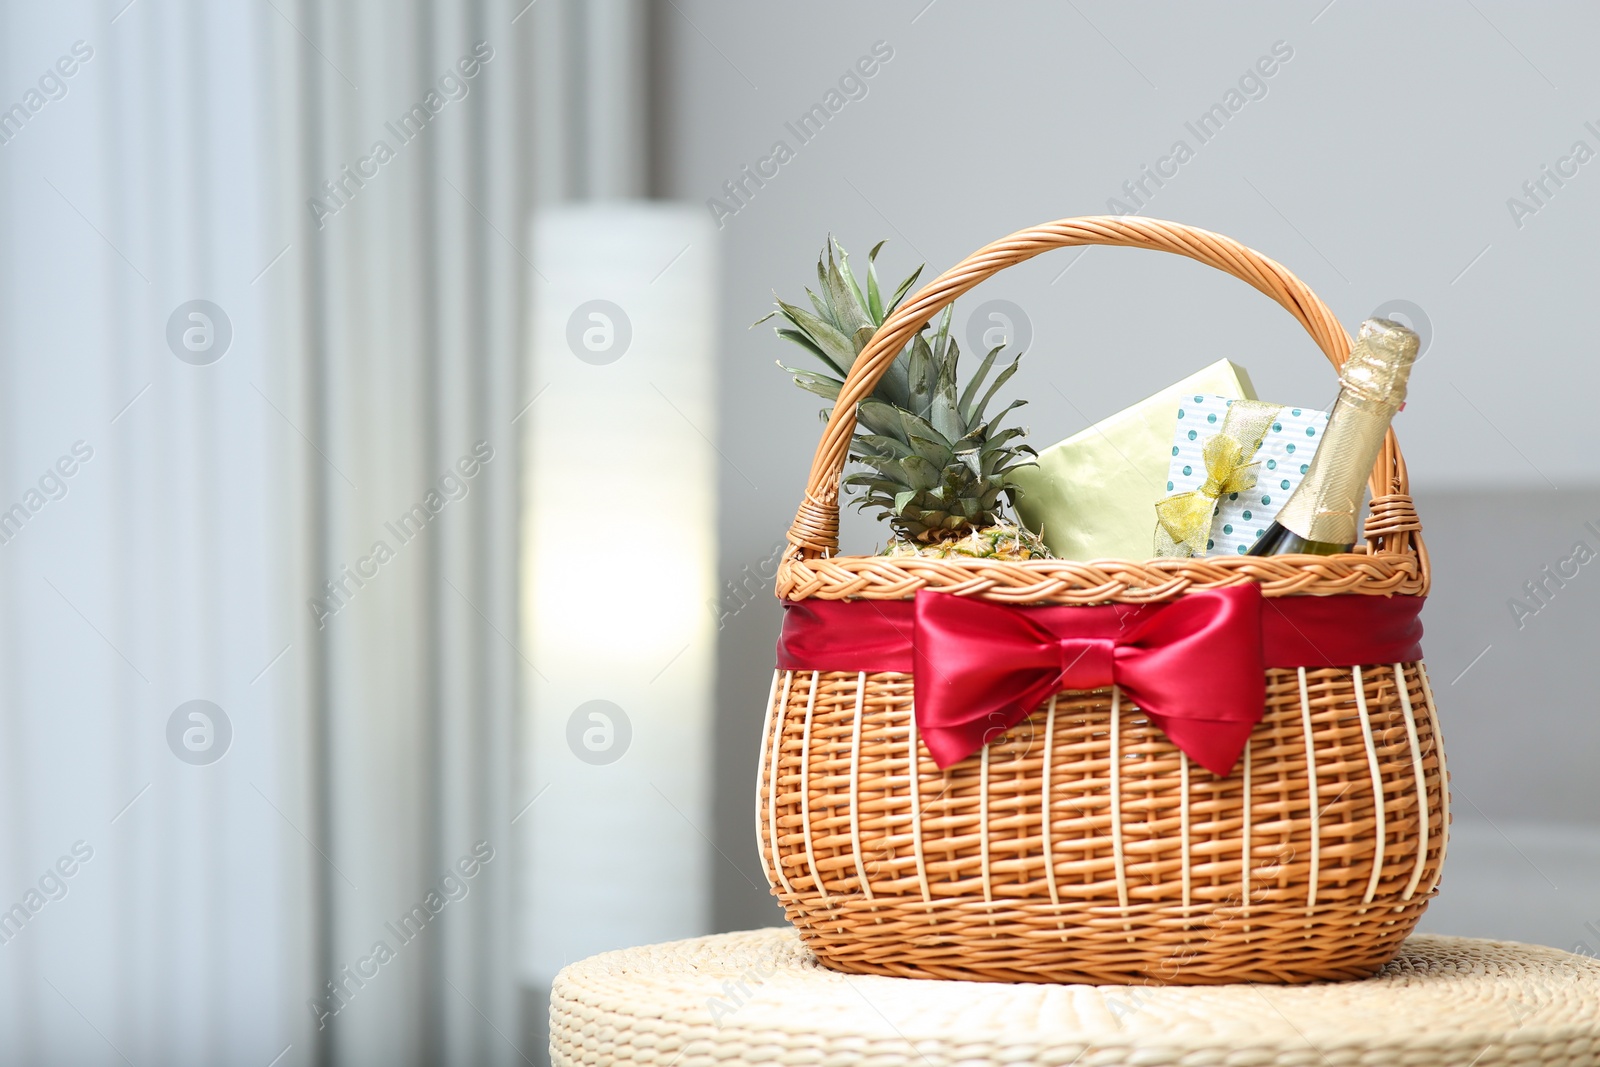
top-left (756, 216), bottom-right (1447, 986)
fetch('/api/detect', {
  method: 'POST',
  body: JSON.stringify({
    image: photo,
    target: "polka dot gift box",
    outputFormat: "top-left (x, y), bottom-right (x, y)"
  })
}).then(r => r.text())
top-left (1161, 394), bottom-right (1329, 556)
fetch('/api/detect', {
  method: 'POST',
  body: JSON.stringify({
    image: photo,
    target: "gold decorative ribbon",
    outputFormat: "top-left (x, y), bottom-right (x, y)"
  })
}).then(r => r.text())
top-left (1154, 399), bottom-right (1281, 557)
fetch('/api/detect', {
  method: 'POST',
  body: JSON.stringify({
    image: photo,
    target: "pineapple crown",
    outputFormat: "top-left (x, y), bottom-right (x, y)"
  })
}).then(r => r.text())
top-left (759, 238), bottom-right (1039, 544)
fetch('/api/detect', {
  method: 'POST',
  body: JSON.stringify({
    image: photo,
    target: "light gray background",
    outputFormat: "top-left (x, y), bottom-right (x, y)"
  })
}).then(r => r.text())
top-left (4, 4), bottom-right (1598, 1064)
top-left (656, 1), bottom-right (1600, 947)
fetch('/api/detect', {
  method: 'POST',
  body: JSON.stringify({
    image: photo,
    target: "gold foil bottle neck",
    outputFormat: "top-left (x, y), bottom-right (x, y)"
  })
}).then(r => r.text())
top-left (1271, 318), bottom-right (1419, 546)
top-left (1340, 317), bottom-right (1420, 410)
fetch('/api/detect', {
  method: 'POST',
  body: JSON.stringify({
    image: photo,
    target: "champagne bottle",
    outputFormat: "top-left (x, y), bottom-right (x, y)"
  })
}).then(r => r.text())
top-left (1247, 318), bottom-right (1419, 556)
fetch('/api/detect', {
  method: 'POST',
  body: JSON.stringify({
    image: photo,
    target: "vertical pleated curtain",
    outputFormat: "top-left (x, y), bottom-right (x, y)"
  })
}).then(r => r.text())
top-left (278, 1), bottom-right (529, 1064)
top-left (0, 1), bottom-right (534, 1064)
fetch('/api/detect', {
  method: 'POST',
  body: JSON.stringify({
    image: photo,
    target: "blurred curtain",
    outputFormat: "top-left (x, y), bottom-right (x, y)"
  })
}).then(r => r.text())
top-left (274, 1), bottom-right (530, 1065)
top-left (0, 1), bottom-right (534, 1065)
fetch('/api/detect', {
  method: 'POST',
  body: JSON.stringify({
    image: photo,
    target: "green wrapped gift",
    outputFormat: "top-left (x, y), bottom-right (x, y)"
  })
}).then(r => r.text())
top-left (1013, 359), bottom-right (1257, 561)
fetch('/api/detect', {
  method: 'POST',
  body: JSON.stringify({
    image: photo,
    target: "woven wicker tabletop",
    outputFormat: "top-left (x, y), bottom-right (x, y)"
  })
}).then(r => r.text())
top-left (551, 927), bottom-right (1600, 1067)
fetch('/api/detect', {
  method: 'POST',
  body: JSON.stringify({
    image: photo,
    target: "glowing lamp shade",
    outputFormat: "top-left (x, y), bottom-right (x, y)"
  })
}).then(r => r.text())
top-left (521, 203), bottom-right (718, 991)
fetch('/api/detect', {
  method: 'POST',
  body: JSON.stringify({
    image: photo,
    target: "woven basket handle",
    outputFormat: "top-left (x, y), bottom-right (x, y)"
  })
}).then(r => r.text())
top-left (787, 215), bottom-right (1421, 560)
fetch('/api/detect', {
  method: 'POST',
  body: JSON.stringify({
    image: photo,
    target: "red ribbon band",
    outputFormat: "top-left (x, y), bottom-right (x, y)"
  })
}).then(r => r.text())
top-left (776, 586), bottom-right (1423, 777)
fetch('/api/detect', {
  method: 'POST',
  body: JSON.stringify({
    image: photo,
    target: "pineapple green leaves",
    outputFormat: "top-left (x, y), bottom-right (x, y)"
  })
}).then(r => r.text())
top-left (759, 238), bottom-right (920, 409)
top-left (759, 238), bottom-right (1043, 551)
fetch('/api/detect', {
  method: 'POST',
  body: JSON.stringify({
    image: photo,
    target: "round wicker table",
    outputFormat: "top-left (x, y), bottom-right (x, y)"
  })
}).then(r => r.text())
top-left (551, 928), bottom-right (1600, 1067)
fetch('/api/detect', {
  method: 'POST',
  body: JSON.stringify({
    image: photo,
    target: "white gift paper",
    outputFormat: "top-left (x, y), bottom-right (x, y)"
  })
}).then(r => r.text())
top-left (1163, 395), bottom-right (1329, 556)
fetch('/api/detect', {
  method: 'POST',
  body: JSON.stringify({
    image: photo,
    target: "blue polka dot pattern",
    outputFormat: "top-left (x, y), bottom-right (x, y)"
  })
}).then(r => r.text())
top-left (1160, 392), bottom-right (1329, 558)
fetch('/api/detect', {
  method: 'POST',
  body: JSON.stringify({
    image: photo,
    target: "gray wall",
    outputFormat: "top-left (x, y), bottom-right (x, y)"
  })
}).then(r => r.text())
top-left (1410, 489), bottom-right (1600, 951)
top-left (658, 1), bottom-right (1600, 946)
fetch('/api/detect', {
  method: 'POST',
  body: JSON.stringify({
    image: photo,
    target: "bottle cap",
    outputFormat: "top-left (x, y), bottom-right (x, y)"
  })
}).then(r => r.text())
top-left (1341, 318), bottom-right (1419, 409)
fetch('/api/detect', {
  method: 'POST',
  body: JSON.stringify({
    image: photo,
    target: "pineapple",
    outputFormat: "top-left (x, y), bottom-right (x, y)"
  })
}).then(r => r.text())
top-left (761, 238), bottom-right (1046, 560)
top-left (881, 525), bottom-right (1044, 561)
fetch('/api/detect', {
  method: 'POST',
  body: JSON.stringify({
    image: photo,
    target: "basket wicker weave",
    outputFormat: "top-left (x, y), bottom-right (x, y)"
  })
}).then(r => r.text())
top-left (756, 216), bottom-right (1447, 986)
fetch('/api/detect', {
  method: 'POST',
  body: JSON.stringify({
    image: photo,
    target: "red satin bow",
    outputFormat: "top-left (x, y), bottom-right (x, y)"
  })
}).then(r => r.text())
top-left (913, 586), bottom-right (1264, 775)
top-left (775, 587), bottom-right (1424, 778)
